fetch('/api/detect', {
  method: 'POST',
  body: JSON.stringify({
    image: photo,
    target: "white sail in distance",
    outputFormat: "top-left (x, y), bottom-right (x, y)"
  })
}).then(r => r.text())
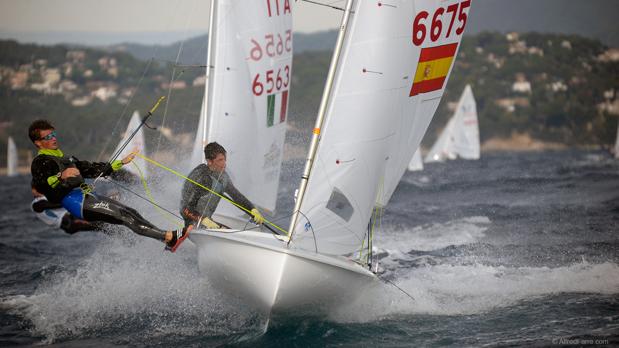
top-left (191, 97), bottom-right (208, 167)
top-left (407, 148), bottom-right (424, 171)
top-left (113, 111), bottom-right (148, 178)
top-left (614, 120), bottom-right (619, 159)
top-left (198, 0), bottom-right (293, 214)
top-left (7, 136), bottom-right (17, 177)
top-left (291, 0), bottom-right (470, 255)
top-left (425, 84), bottom-right (479, 162)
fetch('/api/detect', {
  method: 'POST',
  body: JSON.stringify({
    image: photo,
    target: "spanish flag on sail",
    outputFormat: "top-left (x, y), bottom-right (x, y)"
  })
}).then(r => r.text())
top-left (267, 90), bottom-right (288, 127)
top-left (409, 43), bottom-right (458, 97)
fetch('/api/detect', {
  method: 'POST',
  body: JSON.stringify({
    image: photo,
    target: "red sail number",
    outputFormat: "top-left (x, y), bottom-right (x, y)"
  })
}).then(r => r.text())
top-left (249, 30), bottom-right (292, 61)
top-left (412, 0), bottom-right (470, 46)
top-left (253, 65), bottom-right (290, 96)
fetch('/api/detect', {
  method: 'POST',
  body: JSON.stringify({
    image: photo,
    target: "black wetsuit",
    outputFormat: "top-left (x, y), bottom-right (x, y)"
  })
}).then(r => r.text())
top-left (31, 150), bottom-right (168, 241)
top-left (180, 164), bottom-right (254, 226)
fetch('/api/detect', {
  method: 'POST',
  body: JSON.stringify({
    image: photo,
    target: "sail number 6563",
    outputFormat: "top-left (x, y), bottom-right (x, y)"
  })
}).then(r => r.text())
top-left (252, 65), bottom-right (290, 96)
top-left (412, 0), bottom-right (470, 46)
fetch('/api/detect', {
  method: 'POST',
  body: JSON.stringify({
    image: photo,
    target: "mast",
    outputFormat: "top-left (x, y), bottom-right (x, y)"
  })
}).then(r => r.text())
top-left (288, 0), bottom-right (355, 243)
top-left (201, 0), bottom-right (217, 164)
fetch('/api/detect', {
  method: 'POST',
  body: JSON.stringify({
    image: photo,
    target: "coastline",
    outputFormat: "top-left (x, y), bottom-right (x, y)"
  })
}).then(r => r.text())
top-left (481, 132), bottom-right (567, 152)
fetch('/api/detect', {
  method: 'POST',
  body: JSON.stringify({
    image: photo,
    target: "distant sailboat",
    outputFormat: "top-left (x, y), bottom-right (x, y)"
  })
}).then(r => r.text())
top-left (7, 136), bottom-right (18, 177)
top-left (407, 148), bottom-right (424, 171)
top-left (425, 84), bottom-right (479, 162)
top-left (614, 120), bottom-right (619, 159)
top-left (113, 111), bottom-right (148, 178)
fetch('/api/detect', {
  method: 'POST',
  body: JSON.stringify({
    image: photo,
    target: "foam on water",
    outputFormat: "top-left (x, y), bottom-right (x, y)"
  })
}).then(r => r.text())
top-left (1, 235), bottom-right (262, 343)
top-left (328, 214), bottom-right (619, 322)
top-left (331, 261), bottom-right (619, 322)
top-left (376, 216), bottom-right (490, 255)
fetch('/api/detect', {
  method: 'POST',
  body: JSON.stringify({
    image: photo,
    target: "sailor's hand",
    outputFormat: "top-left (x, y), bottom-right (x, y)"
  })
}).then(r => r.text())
top-left (61, 167), bottom-right (80, 179)
top-left (121, 150), bottom-right (139, 165)
top-left (251, 208), bottom-right (265, 224)
top-left (200, 216), bottom-right (221, 229)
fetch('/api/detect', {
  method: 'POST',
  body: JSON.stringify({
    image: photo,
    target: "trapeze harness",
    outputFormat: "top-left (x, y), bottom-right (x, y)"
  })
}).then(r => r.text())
top-left (31, 196), bottom-right (67, 228)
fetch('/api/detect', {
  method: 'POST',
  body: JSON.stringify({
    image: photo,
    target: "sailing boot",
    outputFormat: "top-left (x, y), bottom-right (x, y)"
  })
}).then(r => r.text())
top-left (165, 225), bottom-right (193, 252)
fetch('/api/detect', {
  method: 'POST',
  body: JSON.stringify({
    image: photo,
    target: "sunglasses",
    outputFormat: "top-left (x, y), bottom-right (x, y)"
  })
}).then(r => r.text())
top-left (40, 131), bottom-right (57, 141)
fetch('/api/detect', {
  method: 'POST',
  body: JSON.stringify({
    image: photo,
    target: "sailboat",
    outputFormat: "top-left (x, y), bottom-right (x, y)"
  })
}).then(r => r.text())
top-left (190, 0), bottom-right (470, 315)
top-left (407, 148), bottom-right (424, 171)
top-left (113, 110), bottom-right (148, 178)
top-left (424, 84), bottom-right (479, 162)
top-left (614, 120), bottom-right (619, 159)
top-left (7, 136), bottom-right (18, 177)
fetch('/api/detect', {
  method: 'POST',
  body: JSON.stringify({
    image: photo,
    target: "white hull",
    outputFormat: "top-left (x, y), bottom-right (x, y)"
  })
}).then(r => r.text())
top-left (190, 228), bottom-right (377, 315)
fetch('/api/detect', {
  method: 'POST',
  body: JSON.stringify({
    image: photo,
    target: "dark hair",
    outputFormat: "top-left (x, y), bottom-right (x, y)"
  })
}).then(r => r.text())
top-left (204, 142), bottom-right (226, 161)
top-left (28, 119), bottom-right (55, 143)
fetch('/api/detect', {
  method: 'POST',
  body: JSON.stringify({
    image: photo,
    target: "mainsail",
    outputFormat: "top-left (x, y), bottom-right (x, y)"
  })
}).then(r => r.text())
top-left (192, 0), bottom-right (293, 214)
top-left (290, 0), bottom-right (470, 255)
top-left (113, 111), bottom-right (148, 178)
top-left (425, 84), bottom-right (479, 162)
top-left (7, 136), bottom-right (17, 177)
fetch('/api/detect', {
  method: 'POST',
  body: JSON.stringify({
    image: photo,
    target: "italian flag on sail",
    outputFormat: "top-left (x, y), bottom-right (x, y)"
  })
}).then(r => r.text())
top-left (266, 90), bottom-right (288, 127)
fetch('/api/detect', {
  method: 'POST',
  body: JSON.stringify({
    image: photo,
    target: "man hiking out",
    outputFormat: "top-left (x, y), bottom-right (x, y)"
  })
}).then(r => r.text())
top-left (29, 119), bottom-right (192, 252)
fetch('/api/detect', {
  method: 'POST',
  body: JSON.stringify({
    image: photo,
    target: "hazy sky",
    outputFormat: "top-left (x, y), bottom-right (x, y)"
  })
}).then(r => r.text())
top-left (2, 0), bottom-right (618, 47)
top-left (0, 0), bottom-right (342, 37)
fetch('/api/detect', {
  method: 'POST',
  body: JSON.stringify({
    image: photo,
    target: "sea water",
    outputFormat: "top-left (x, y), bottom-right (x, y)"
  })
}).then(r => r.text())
top-left (1, 150), bottom-right (617, 346)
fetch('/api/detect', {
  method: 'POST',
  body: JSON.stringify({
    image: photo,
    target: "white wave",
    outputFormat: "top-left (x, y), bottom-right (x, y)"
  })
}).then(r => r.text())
top-left (1, 236), bottom-right (262, 343)
top-left (330, 261), bottom-right (619, 322)
top-left (376, 216), bottom-right (490, 259)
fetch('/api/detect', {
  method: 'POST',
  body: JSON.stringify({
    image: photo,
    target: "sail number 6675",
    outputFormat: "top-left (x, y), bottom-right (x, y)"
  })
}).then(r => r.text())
top-left (412, 0), bottom-right (470, 46)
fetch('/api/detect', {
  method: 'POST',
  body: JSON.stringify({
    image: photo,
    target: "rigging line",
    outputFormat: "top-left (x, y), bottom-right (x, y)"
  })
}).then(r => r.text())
top-left (92, 97), bottom-right (166, 187)
top-left (100, 177), bottom-right (184, 223)
top-left (95, 58), bottom-right (154, 162)
top-left (108, 97), bottom-right (165, 165)
top-left (132, 161), bottom-right (184, 228)
top-left (377, 274), bottom-right (416, 302)
top-left (296, 210), bottom-right (318, 252)
top-left (155, 2), bottom-right (192, 155)
top-left (135, 153), bottom-right (290, 237)
top-left (300, 0), bottom-right (345, 11)
top-left (155, 66), bottom-right (179, 154)
top-left (370, 178), bottom-right (385, 266)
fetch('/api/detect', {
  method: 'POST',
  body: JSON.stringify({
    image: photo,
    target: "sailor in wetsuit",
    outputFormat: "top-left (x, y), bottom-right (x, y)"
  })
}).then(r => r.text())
top-left (180, 142), bottom-right (265, 228)
top-left (28, 119), bottom-right (192, 252)
top-left (31, 185), bottom-right (99, 234)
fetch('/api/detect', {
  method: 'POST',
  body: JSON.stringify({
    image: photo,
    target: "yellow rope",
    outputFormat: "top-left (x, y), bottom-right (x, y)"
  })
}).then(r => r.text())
top-left (132, 161), bottom-right (184, 228)
top-left (135, 153), bottom-right (290, 236)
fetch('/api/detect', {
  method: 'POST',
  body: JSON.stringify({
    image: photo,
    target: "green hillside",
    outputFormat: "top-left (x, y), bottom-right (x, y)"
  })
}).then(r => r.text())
top-left (1, 31), bottom-right (618, 165)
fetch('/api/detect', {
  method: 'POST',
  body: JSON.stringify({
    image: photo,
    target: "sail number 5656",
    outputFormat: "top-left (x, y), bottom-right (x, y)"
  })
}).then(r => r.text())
top-left (412, 0), bottom-right (470, 46)
top-left (249, 30), bottom-right (292, 61)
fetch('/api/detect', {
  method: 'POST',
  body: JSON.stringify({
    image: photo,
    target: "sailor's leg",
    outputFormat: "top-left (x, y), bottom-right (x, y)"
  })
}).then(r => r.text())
top-left (81, 194), bottom-right (167, 241)
top-left (59, 213), bottom-right (101, 234)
